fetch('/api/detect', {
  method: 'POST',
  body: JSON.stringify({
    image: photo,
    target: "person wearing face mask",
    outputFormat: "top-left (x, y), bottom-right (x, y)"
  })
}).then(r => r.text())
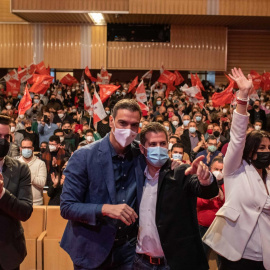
top-left (37, 141), bottom-right (48, 159)
top-left (53, 107), bottom-right (74, 126)
top-left (18, 138), bottom-right (47, 205)
top-left (194, 112), bottom-right (207, 134)
top-left (170, 142), bottom-right (191, 164)
top-left (97, 115), bottom-right (111, 138)
top-left (21, 119), bottom-right (39, 151)
top-left (54, 129), bottom-right (73, 157)
top-left (26, 94), bottom-right (44, 120)
top-left (203, 68), bottom-right (270, 270)
top-left (197, 157), bottom-right (225, 260)
top-left (0, 115), bottom-right (33, 270)
top-left (212, 124), bottom-right (228, 151)
top-left (248, 99), bottom-right (267, 130)
top-left (254, 120), bottom-right (263, 131)
top-left (47, 94), bottom-right (62, 112)
top-left (38, 111), bottom-right (58, 145)
top-left (182, 114), bottom-right (191, 130)
top-left (61, 121), bottom-right (79, 151)
top-left (134, 122), bottom-right (218, 270)
top-left (9, 120), bottom-right (24, 147)
top-left (79, 129), bottom-right (95, 146)
top-left (196, 136), bottom-right (223, 167)
top-left (41, 135), bottom-right (67, 186)
top-left (171, 115), bottom-right (182, 134)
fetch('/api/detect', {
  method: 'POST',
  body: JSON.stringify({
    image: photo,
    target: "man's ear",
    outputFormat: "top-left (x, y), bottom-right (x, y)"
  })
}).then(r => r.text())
top-left (139, 144), bottom-right (145, 155)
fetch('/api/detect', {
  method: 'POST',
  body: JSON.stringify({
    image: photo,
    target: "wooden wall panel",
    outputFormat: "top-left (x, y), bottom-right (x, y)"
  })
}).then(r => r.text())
top-left (43, 25), bottom-right (81, 69)
top-left (129, 0), bottom-right (207, 15)
top-left (108, 26), bottom-right (227, 71)
top-left (0, 0), bottom-right (24, 22)
top-left (227, 30), bottom-right (270, 75)
top-left (12, 0), bottom-right (128, 11)
top-left (0, 24), bottom-right (33, 68)
top-left (219, 0), bottom-right (270, 16)
top-left (91, 26), bottom-right (107, 69)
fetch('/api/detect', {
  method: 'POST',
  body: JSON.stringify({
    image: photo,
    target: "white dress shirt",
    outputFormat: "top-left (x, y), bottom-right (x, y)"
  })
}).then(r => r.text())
top-left (136, 166), bottom-right (164, 258)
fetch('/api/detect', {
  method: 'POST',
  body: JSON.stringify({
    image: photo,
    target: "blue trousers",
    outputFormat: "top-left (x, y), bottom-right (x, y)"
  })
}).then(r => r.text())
top-left (133, 254), bottom-right (170, 270)
top-left (74, 237), bottom-right (136, 270)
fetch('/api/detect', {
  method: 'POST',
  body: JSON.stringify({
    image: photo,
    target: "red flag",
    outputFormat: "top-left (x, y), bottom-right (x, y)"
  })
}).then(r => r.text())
top-left (84, 80), bottom-right (92, 114)
top-left (18, 63), bottom-right (36, 83)
top-left (165, 83), bottom-right (176, 98)
top-left (195, 73), bottom-right (205, 91)
top-left (136, 81), bottom-right (147, 103)
top-left (97, 68), bottom-right (112, 84)
top-left (261, 72), bottom-right (270, 91)
top-left (100, 67), bottom-right (108, 77)
top-left (92, 89), bottom-right (107, 125)
top-left (4, 69), bottom-right (19, 82)
top-left (138, 101), bottom-right (149, 117)
top-left (6, 79), bottom-right (20, 97)
top-left (85, 66), bottom-right (97, 82)
top-left (36, 61), bottom-right (49, 75)
top-left (174, 71), bottom-right (184, 86)
top-left (141, 70), bottom-right (153, 80)
top-left (212, 75), bottom-right (235, 107)
top-left (18, 66), bottom-right (22, 72)
top-left (128, 76), bottom-right (138, 93)
top-left (29, 74), bottom-right (54, 94)
top-left (18, 85), bottom-right (32, 115)
top-left (190, 73), bottom-right (196, 86)
top-left (99, 84), bottom-right (120, 103)
top-left (250, 70), bottom-right (261, 91)
top-left (158, 70), bottom-right (176, 84)
top-left (60, 73), bottom-right (78, 86)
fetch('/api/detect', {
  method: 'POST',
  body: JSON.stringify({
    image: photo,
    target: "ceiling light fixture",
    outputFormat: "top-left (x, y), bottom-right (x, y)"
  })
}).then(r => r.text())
top-left (88, 13), bottom-right (106, 25)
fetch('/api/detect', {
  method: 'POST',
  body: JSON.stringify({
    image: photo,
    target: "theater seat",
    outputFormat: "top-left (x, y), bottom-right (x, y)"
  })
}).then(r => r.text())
top-left (21, 206), bottom-right (46, 270)
top-left (37, 206), bottom-right (73, 270)
top-left (43, 190), bottom-right (50, 205)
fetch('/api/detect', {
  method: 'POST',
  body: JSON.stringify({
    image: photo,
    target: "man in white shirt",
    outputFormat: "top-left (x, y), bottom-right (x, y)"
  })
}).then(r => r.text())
top-left (18, 138), bottom-right (47, 205)
top-left (134, 122), bottom-right (219, 270)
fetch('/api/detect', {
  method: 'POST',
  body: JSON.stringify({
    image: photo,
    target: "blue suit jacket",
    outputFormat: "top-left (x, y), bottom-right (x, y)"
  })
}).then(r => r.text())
top-left (60, 134), bottom-right (145, 269)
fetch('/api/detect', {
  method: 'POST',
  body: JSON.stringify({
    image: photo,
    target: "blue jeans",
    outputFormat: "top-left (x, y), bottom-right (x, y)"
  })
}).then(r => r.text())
top-left (74, 237), bottom-right (136, 270)
top-left (133, 254), bottom-right (170, 270)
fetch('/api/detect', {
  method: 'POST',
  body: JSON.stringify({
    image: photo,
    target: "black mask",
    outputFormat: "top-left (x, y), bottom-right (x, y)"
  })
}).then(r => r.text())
top-left (40, 148), bottom-right (46, 153)
top-left (254, 105), bottom-right (259, 110)
top-left (252, 152), bottom-right (270, 169)
top-left (50, 98), bottom-right (56, 102)
top-left (26, 127), bottom-right (31, 132)
top-left (0, 138), bottom-right (10, 158)
top-left (63, 129), bottom-right (71, 134)
top-left (213, 131), bottom-right (220, 137)
top-left (157, 120), bottom-right (163, 124)
top-left (43, 115), bottom-right (50, 124)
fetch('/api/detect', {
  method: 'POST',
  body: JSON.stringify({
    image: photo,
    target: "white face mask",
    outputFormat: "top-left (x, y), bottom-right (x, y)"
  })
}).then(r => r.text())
top-left (19, 114), bottom-right (24, 119)
top-left (6, 105), bottom-right (12, 110)
top-left (212, 170), bottom-right (224, 181)
top-left (172, 153), bottom-right (183, 161)
top-left (254, 125), bottom-right (261, 131)
top-left (58, 113), bottom-right (64, 118)
top-left (59, 136), bottom-right (65, 143)
top-left (113, 120), bottom-right (138, 148)
top-left (168, 142), bottom-right (174, 150)
top-left (222, 109), bottom-right (227, 114)
top-left (49, 145), bottom-right (57, 152)
top-left (266, 106), bottom-right (270, 110)
top-left (164, 126), bottom-right (170, 131)
top-left (86, 136), bottom-right (93, 142)
top-left (10, 126), bottom-right (16, 133)
top-left (172, 121), bottom-right (178, 126)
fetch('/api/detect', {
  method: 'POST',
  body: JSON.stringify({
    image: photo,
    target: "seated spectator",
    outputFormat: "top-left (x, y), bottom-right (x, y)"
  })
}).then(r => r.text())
top-left (47, 159), bottom-right (68, 205)
top-left (10, 120), bottom-right (23, 147)
top-left (254, 119), bottom-right (263, 131)
top-left (248, 99), bottom-right (267, 130)
top-left (170, 143), bottom-right (191, 164)
top-left (37, 141), bottom-right (48, 159)
top-left (18, 138), bottom-right (47, 205)
top-left (62, 121), bottom-right (80, 151)
top-left (41, 135), bottom-right (67, 186)
top-left (38, 111), bottom-right (58, 145)
top-left (197, 156), bottom-right (225, 260)
top-left (79, 129), bottom-right (95, 146)
top-left (20, 119), bottom-right (39, 151)
top-left (196, 135), bottom-right (223, 166)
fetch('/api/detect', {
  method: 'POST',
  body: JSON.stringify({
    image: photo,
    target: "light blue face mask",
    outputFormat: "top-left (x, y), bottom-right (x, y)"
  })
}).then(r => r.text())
top-left (172, 153), bottom-right (183, 161)
top-left (195, 116), bottom-right (202, 122)
top-left (156, 100), bottom-right (162, 106)
top-left (22, 148), bottom-right (32, 159)
top-left (208, 145), bottom-right (217, 153)
top-left (183, 120), bottom-right (190, 126)
top-left (189, 127), bottom-right (196, 133)
top-left (143, 146), bottom-right (169, 167)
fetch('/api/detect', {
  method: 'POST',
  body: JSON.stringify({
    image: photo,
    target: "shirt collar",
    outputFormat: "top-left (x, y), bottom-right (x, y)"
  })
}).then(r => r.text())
top-left (144, 166), bottom-right (160, 182)
top-left (108, 133), bottom-right (132, 160)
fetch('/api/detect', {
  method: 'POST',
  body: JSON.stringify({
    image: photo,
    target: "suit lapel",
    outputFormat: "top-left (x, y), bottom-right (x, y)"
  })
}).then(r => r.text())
top-left (98, 135), bottom-right (116, 204)
top-left (135, 155), bottom-right (146, 208)
top-left (2, 156), bottom-right (13, 188)
top-left (157, 160), bottom-right (171, 197)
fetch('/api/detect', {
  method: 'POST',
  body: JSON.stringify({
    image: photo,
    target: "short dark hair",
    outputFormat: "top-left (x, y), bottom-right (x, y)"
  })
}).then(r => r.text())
top-left (243, 130), bottom-right (270, 165)
top-left (21, 137), bottom-right (33, 147)
top-left (210, 156), bottom-right (224, 168)
top-left (171, 143), bottom-right (184, 152)
top-left (40, 141), bottom-right (48, 146)
top-left (112, 99), bottom-right (141, 119)
top-left (169, 136), bottom-right (181, 144)
top-left (207, 135), bottom-right (217, 143)
top-left (62, 120), bottom-right (71, 126)
top-left (140, 122), bottom-right (168, 146)
top-left (85, 129), bottom-right (94, 135)
top-left (254, 120), bottom-right (263, 124)
top-left (0, 114), bottom-right (11, 126)
top-left (54, 129), bottom-right (64, 135)
top-left (49, 135), bottom-right (60, 144)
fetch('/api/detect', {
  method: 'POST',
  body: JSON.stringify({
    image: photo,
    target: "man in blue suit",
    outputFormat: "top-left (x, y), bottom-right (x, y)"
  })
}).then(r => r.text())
top-left (60, 99), bottom-right (146, 269)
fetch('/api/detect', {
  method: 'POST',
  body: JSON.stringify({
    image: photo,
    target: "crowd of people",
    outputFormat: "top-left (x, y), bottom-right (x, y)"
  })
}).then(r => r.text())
top-left (0, 68), bottom-right (270, 270)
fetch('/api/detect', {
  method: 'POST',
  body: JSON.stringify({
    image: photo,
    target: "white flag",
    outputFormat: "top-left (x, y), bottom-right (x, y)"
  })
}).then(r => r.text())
top-left (84, 80), bottom-right (93, 116)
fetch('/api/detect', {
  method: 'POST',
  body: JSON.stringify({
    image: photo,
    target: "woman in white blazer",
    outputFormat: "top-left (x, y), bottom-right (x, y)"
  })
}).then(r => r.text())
top-left (203, 68), bottom-right (270, 270)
